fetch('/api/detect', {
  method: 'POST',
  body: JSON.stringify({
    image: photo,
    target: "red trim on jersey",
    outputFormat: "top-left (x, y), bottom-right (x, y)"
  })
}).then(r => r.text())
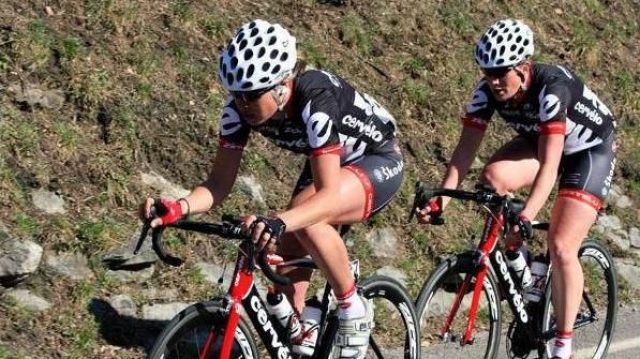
top-left (310, 144), bottom-right (342, 157)
top-left (219, 138), bottom-right (245, 151)
top-left (558, 189), bottom-right (603, 211)
top-left (344, 164), bottom-right (374, 219)
top-left (461, 116), bottom-right (489, 131)
top-left (540, 120), bottom-right (566, 135)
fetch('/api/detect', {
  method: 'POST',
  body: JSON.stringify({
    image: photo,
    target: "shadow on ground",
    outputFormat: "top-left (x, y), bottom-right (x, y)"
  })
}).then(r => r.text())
top-left (88, 298), bottom-right (166, 353)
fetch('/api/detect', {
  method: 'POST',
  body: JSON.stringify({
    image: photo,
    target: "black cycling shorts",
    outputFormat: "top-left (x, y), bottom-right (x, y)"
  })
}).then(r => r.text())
top-left (293, 140), bottom-right (404, 219)
top-left (558, 132), bottom-right (616, 211)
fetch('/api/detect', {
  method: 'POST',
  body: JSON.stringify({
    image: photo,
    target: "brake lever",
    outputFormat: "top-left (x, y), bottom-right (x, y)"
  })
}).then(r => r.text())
top-left (133, 219), bottom-right (151, 255)
top-left (409, 181), bottom-right (429, 222)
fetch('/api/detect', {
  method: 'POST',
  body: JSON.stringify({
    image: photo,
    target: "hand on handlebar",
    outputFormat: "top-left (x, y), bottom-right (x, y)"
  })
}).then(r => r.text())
top-left (415, 197), bottom-right (444, 224)
top-left (242, 215), bottom-right (287, 252)
top-left (141, 198), bottom-right (184, 228)
top-left (506, 214), bottom-right (533, 249)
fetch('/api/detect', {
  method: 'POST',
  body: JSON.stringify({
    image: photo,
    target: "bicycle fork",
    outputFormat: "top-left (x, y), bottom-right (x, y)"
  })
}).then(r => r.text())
top-left (441, 213), bottom-right (503, 346)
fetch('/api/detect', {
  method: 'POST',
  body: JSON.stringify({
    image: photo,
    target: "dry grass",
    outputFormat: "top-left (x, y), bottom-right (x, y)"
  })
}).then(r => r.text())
top-left (1, 1), bottom-right (639, 357)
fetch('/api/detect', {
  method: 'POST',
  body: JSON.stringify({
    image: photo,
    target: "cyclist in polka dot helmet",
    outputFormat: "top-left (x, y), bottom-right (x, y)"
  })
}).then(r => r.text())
top-left (475, 19), bottom-right (534, 69)
top-left (142, 19), bottom-right (404, 359)
top-left (417, 19), bottom-right (617, 359)
top-left (219, 19), bottom-right (297, 93)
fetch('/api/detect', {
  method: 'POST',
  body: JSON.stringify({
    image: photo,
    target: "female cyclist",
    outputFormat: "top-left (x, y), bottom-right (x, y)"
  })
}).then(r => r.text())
top-left (417, 19), bottom-right (616, 359)
top-left (140, 19), bottom-right (404, 358)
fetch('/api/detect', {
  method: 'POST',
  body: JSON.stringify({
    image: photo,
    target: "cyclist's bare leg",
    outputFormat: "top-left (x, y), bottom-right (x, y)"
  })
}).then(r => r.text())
top-left (277, 232), bottom-right (314, 314)
top-left (277, 168), bottom-right (367, 313)
top-left (480, 137), bottom-right (538, 249)
top-left (480, 136), bottom-right (539, 196)
top-left (548, 197), bottom-right (597, 334)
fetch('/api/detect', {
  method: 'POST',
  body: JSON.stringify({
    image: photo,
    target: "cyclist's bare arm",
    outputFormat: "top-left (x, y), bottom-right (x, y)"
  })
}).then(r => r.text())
top-left (278, 152), bottom-right (343, 231)
top-left (189, 146), bottom-right (244, 213)
top-left (521, 131), bottom-right (564, 220)
top-left (144, 146), bottom-right (243, 226)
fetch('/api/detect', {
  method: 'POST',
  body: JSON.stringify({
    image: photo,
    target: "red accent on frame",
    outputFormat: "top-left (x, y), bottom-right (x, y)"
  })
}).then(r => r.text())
top-left (461, 214), bottom-right (504, 343)
top-left (200, 330), bottom-right (218, 359)
top-left (461, 116), bottom-right (489, 131)
top-left (218, 250), bottom-right (255, 358)
top-left (540, 120), bottom-right (566, 135)
top-left (344, 164), bottom-right (374, 219)
top-left (220, 303), bottom-right (242, 358)
top-left (464, 264), bottom-right (488, 344)
top-left (558, 189), bottom-right (603, 211)
top-left (310, 144), bottom-right (342, 157)
top-left (441, 274), bottom-right (471, 338)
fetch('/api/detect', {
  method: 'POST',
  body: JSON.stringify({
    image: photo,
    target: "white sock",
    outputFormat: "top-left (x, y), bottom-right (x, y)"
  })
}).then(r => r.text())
top-left (551, 331), bottom-right (572, 359)
top-left (336, 284), bottom-right (365, 320)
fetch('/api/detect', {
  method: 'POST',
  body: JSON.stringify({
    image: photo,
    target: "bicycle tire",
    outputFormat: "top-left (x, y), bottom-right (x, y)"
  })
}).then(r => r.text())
top-left (415, 253), bottom-right (502, 359)
top-left (146, 300), bottom-right (258, 359)
top-left (359, 275), bottom-right (421, 359)
top-left (541, 240), bottom-right (617, 359)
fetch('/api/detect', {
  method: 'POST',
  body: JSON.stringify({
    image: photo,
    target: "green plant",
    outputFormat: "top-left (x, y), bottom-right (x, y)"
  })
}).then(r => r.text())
top-left (199, 15), bottom-right (227, 38)
top-left (61, 36), bottom-right (81, 60)
top-left (0, 345), bottom-right (12, 359)
top-left (300, 41), bottom-right (326, 68)
top-left (135, 82), bottom-right (153, 101)
top-left (54, 121), bottom-right (79, 147)
top-left (76, 219), bottom-right (109, 252)
top-left (0, 54), bottom-right (9, 73)
top-left (28, 20), bottom-right (52, 45)
top-left (340, 14), bottom-right (372, 57)
top-left (69, 68), bottom-right (111, 109)
top-left (14, 213), bottom-right (38, 237)
top-left (188, 265), bottom-right (206, 285)
top-left (402, 80), bottom-right (430, 107)
top-left (171, 0), bottom-right (192, 19)
top-left (403, 55), bottom-right (427, 77)
top-left (72, 279), bottom-right (96, 304)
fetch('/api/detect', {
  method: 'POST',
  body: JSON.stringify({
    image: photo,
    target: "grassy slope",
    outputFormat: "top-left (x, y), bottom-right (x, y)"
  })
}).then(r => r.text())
top-left (0, 1), bottom-right (639, 357)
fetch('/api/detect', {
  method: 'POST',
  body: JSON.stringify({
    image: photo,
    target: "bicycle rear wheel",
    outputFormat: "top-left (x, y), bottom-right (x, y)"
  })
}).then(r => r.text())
top-left (415, 253), bottom-right (502, 359)
top-left (359, 275), bottom-right (421, 359)
top-left (541, 240), bottom-right (617, 359)
top-left (146, 300), bottom-right (258, 359)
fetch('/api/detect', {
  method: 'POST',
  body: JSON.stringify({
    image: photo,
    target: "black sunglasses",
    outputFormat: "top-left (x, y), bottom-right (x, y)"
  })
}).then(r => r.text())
top-left (231, 86), bottom-right (275, 102)
top-left (482, 66), bottom-right (513, 79)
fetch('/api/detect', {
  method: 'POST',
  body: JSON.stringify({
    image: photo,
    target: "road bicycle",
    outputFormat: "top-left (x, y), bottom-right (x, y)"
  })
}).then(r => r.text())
top-left (137, 204), bottom-right (420, 359)
top-left (410, 182), bottom-right (617, 359)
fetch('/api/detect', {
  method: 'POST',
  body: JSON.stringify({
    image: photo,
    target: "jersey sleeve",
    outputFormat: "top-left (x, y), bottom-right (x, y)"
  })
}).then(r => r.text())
top-left (461, 81), bottom-right (494, 131)
top-left (218, 98), bottom-right (250, 150)
top-left (299, 88), bottom-right (342, 157)
top-left (537, 82), bottom-right (571, 135)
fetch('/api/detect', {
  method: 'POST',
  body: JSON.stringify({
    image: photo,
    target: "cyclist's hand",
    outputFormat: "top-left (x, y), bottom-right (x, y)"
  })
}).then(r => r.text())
top-left (507, 214), bottom-right (533, 247)
top-left (140, 198), bottom-right (184, 228)
top-left (242, 215), bottom-right (287, 252)
top-left (415, 197), bottom-right (443, 224)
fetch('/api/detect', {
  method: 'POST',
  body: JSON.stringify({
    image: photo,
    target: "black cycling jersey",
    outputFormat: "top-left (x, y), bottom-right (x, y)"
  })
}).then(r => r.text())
top-left (463, 63), bottom-right (616, 155)
top-left (219, 69), bottom-right (397, 163)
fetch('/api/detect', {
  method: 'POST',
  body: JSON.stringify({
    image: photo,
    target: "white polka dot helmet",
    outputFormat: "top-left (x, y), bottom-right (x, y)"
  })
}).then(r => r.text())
top-left (219, 19), bottom-right (297, 92)
top-left (475, 19), bottom-right (534, 69)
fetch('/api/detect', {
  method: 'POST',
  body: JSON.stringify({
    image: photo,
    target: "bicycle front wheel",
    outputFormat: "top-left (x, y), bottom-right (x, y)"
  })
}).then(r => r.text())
top-left (541, 240), bottom-right (618, 359)
top-left (146, 300), bottom-right (258, 359)
top-left (359, 275), bottom-right (421, 359)
top-left (415, 253), bottom-right (502, 359)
